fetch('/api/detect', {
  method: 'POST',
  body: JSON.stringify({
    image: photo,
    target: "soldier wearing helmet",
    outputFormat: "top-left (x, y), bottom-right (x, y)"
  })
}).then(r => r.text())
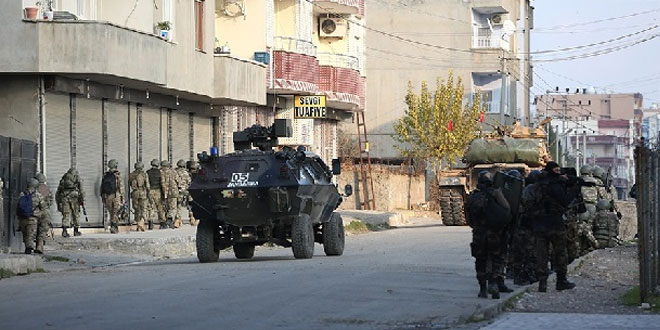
top-left (593, 199), bottom-right (620, 248)
top-left (129, 161), bottom-right (151, 231)
top-left (33, 173), bottom-right (53, 253)
top-left (101, 159), bottom-right (125, 234)
top-left (147, 159), bottom-right (166, 229)
top-left (466, 170), bottom-right (512, 299)
top-left (160, 160), bottom-right (180, 229)
top-left (175, 159), bottom-right (197, 227)
top-left (17, 178), bottom-right (47, 254)
top-left (511, 169), bottom-right (544, 286)
top-left (56, 167), bottom-right (85, 238)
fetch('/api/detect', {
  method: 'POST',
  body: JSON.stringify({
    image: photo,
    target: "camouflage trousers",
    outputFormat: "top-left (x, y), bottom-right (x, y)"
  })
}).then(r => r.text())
top-left (566, 218), bottom-right (580, 264)
top-left (103, 193), bottom-right (122, 226)
top-left (164, 196), bottom-right (179, 222)
top-left (148, 190), bottom-right (166, 225)
top-left (60, 198), bottom-right (80, 228)
top-left (535, 228), bottom-right (568, 281)
top-left (131, 196), bottom-right (148, 230)
top-left (36, 211), bottom-right (51, 242)
top-left (471, 227), bottom-right (507, 282)
top-left (577, 220), bottom-right (598, 254)
top-left (19, 217), bottom-right (38, 249)
top-left (179, 193), bottom-right (197, 226)
top-left (510, 226), bottom-right (536, 282)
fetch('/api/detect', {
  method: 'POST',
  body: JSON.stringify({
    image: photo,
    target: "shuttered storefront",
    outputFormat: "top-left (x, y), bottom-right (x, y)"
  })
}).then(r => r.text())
top-left (75, 97), bottom-right (104, 227)
top-left (162, 109), bottom-right (170, 161)
top-left (45, 93), bottom-right (71, 227)
top-left (142, 106), bottom-right (162, 165)
top-left (193, 115), bottom-right (212, 157)
top-left (170, 111), bottom-right (190, 163)
top-left (105, 100), bottom-right (130, 195)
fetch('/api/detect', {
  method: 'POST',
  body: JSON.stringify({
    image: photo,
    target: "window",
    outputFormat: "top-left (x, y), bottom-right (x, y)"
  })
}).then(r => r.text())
top-left (194, 0), bottom-right (204, 51)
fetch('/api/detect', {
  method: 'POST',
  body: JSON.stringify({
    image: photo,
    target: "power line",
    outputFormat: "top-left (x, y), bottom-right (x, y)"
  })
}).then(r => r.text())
top-left (534, 7), bottom-right (660, 31)
top-left (532, 31), bottom-right (660, 62)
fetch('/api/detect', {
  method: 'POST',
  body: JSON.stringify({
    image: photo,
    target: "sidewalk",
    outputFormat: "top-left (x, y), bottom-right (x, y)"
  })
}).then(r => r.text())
top-left (0, 254), bottom-right (44, 277)
top-left (481, 312), bottom-right (660, 329)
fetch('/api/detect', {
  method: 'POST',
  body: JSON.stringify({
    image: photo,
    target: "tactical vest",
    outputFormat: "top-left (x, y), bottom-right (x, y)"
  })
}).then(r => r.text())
top-left (581, 176), bottom-right (599, 204)
top-left (147, 168), bottom-right (161, 189)
top-left (37, 183), bottom-right (52, 207)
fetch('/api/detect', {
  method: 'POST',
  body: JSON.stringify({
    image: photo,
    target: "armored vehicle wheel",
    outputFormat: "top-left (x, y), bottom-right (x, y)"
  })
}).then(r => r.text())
top-left (233, 243), bottom-right (255, 259)
top-left (196, 220), bottom-right (219, 263)
top-left (292, 214), bottom-right (314, 259)
top-left (323, 212), bottom-right (345, 256)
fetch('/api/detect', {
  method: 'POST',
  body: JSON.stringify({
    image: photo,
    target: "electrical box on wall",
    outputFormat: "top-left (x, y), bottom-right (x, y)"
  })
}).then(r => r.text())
top-left (319, 18), bottom-right (347, 38)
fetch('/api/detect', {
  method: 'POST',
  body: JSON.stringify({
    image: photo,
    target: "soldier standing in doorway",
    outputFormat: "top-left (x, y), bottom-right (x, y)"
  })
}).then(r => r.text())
top-left (160, 160), bottom-right (180, 229)
top-left (17, 179), bottom-right (47, 254)
top-left (129, 162), bottom-right (150, 232)
top-left (56, 168), bottom-right (85, 237)
top-left (34, 173), bottom-right (53, 253)
top-left (147, 159), bottom-right (166, 229)
top-left (176, 159), bottom-right (196, 226)
top-left (101, 159), bottom-right (125, 234)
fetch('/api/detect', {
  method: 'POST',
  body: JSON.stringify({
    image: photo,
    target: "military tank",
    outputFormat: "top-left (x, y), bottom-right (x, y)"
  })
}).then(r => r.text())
top-left (189, 119), bottom-right (352, 262)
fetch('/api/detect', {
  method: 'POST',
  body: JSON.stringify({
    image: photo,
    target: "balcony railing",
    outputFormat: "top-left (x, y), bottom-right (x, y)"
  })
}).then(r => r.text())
top-left (274, 36), bottom-right (317, 57)
top-left (313, 0), bottom-right (363, 15)
top-left (317, 53), bottom-right (360, 71)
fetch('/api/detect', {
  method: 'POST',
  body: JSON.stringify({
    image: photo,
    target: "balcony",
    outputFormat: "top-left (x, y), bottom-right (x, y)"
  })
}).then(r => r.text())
top-left (472, 28), bottom-right (509, 50)
top-left (272, 36), bottom-right (320, 94)
top-left (313, 0), bottom-right (364, 16)
top-left (318, 55), bottom-right (363, 110)
top-left (214, 55), bottom-right (267, 106)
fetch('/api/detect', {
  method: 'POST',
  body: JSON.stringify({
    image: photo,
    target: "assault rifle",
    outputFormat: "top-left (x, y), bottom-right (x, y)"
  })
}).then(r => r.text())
top-left (604, 167), bottom-right (622, 219)
top-left (81, 201), bottom-right (89, 222)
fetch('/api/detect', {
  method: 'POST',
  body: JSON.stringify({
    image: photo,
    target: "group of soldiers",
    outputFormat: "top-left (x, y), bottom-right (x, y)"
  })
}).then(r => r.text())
top-left (15, 159), bottom-right (198, 254)
top-left (466, 161), bottom-right (621, 299)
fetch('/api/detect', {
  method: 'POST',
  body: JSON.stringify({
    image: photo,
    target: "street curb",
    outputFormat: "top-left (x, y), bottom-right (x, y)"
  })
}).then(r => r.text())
top-left (459, 252), bottom-right (588, 324)
top-left (0, 254), bottom-right (44, 277)
top-left (51, 235), bottom-right (197, 259)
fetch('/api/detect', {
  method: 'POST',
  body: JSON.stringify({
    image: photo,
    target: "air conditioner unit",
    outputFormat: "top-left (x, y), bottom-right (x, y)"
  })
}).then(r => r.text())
top-left (491, 14), bottom-right (503, 25)
top-left (319, 18), bottom-right (347, 38)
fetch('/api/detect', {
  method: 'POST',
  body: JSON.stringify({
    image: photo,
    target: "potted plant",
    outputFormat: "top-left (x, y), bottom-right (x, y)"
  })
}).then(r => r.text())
top-left (24, 1), bottom-right (40, 20)
top-left (156, 21), bottom-right (171, 39)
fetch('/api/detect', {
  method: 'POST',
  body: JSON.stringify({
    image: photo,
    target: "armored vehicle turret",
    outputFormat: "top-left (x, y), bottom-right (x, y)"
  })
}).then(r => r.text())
top-left (190, 119), bottom-right (352, 262)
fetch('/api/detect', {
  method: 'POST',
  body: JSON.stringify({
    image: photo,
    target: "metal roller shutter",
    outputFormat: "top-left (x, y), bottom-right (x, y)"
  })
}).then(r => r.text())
top-left (45, 93), bottom-right (71, 227)
top-left (105, 101), bottom-right (130, 200)
top-left (170, 111), bottom-right (189, 163)
top-left (75, 97), bottom-right (104, 227)
top-left (162, 109), bottom-right (169, 161)
top-left (142, 106), bottom-right (161, 164)
top-left (193, 115), bottom-right (212, 157)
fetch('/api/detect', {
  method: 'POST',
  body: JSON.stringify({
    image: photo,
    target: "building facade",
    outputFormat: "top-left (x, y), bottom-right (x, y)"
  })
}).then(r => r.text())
top-left (0, 0), bottom-right (365, 249)
top-left (360, 0), bottom-right (532, 160)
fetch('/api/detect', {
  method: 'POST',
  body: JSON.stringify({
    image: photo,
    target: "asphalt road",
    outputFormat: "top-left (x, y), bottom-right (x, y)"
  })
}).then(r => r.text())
top-left (0, 219), bottom-right (503, 330)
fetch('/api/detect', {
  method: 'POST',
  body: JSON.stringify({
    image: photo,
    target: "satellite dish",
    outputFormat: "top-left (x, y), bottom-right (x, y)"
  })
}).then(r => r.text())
top-left (502, 20), bottom-right (516, 35)
top-left (223, 0), bottom-right (245, 17)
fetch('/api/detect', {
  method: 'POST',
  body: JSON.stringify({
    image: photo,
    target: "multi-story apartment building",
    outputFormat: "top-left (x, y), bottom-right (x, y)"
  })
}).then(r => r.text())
top-left (361, 0), bottom-right (532, 160)
top-left (535, 90), bottom-right (644, 121)
top-left (641, 104), bottom-right (660, 143)
top-left (0, 0), bottom-right (365, 249)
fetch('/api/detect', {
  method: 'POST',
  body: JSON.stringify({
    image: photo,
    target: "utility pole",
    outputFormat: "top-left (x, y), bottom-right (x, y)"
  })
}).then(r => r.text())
top-left (500, 54), bottom-right (507, 126)
top-left (523, 1), bottom-right (533, 126)
top-left (583, 131), bottom-right (587, 167)
top-left (575, 130), bottom-right (580, 170)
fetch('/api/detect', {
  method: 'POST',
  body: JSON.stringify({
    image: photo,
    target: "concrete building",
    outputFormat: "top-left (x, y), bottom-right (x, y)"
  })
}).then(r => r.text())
top-left (360, 0), bottom-right (533, 160)
top-left (641, 104), bottom-right (660, 143)
top-left (535, 90), bottom-right (644, 121)
top-left (0, 0), bottom-right (365, 250)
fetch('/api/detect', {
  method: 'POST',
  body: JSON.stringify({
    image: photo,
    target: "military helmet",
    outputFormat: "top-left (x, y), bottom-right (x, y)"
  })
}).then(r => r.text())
top-left (507, 169), bottom-right (522, 179)
top-left (68, 168), bottom-right (78, 177)
top-left (108, 159), bottom-right (118, 169)
top-left (134, 161), bottom-right (144, 170)
top-left (177, 159), bottom-right (186, 168)
top-left (34, 172), bottom-right (47, 184)
top-left (27, 178), bottom-right (39, 189)
top-left (478, 171), bottom-right (493, 185)
top-left (579, 164), bottom-right (593, 176)
top-left (592, 166), bottom-right (606, 181)
top-left (526, 170), bottom-right (542, 185)
top-left (151, 159), bottom-right (160, 167)
top-left (597, 199), bottom-right (611, 211)
top-left (186, 160), bottom-right (197, 170)
top-left (161, 160), bottom-right (170, 168)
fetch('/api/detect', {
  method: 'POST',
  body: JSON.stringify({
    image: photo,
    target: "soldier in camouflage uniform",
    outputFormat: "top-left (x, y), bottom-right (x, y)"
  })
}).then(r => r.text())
top-left (101, 159), bottom-right (125, 234)
top-left (511, 170), bottom-right (541, 285)
top-left (176, 159), bottom-right (197, 226)
top-left (34, 173), bottom-right (53, 253)
top-left (18, 179), bottom-right (47, 254)
top-left (592, 166), bottom-right (621, 241)
top-left (129, 162), bottom-right (150, 231)
top-left (160, 160), bottom-right (180, 229)
top-left (56, 168), bottom-right (85, 237)
top-left (594, 199), bottom-right (620, 248)
top-left (147, 159), bottom-right (167, 229)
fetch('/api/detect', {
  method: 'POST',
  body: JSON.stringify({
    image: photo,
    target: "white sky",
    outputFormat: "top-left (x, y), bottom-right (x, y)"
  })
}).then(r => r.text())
top-left (531, 0), bottom-right (660, 107)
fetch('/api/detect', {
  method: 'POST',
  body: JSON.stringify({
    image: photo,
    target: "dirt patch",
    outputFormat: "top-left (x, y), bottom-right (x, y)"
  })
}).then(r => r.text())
top-left (510, 245), bottom-right (653, 314)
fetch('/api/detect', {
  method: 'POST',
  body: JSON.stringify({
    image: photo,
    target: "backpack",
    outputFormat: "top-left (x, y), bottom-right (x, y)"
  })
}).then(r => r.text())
top-left (101, 171), bottom-right (117, 195)
top-left (465, 190), bottom-right (490, 228)
top-left (17, 192), bottom-right (34, 218)
top-left (484, 193), bottom-right (512, 229)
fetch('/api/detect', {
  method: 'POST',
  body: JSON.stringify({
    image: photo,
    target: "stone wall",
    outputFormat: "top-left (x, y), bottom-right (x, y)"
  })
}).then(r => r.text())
top-left (618, 201), bottom-right (637, 241)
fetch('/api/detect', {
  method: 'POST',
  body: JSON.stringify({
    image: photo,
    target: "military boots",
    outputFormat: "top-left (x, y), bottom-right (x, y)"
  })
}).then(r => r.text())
top-left (159, 222), bottom-right (168, 230)
top-left (24, 247), bottom-right (33, 254)
top-left (538, 279), bottom-right (547, 292)
top-left (74, 227), bottom-right (82, 236)
top-left (35, 240), bottom-right (44, 254)
top-left (487, 280), bottom-right (500, 299)
top-left (497, 278), bottom-right (513, 293)
top-left (110, 223), bottom-right (119, 234)
top-left (477, 280), bottom-right (488, 298)
top-left (62, 227), bottom-right (70, 238)
top-left (556, 276), bottom-right (576, 291)
top-left (148, 220), bottom-right (154, 230)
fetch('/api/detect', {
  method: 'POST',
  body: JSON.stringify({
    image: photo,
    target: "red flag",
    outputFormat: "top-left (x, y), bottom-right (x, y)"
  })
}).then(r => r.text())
top-left (448, 120), bottom-right (454, 132)
top-left (479, 112), bottom-right (485, 123)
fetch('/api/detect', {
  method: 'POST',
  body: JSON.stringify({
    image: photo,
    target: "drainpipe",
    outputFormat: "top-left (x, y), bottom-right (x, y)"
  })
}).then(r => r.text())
top-left (39, 76), bottom-right (46, 174)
